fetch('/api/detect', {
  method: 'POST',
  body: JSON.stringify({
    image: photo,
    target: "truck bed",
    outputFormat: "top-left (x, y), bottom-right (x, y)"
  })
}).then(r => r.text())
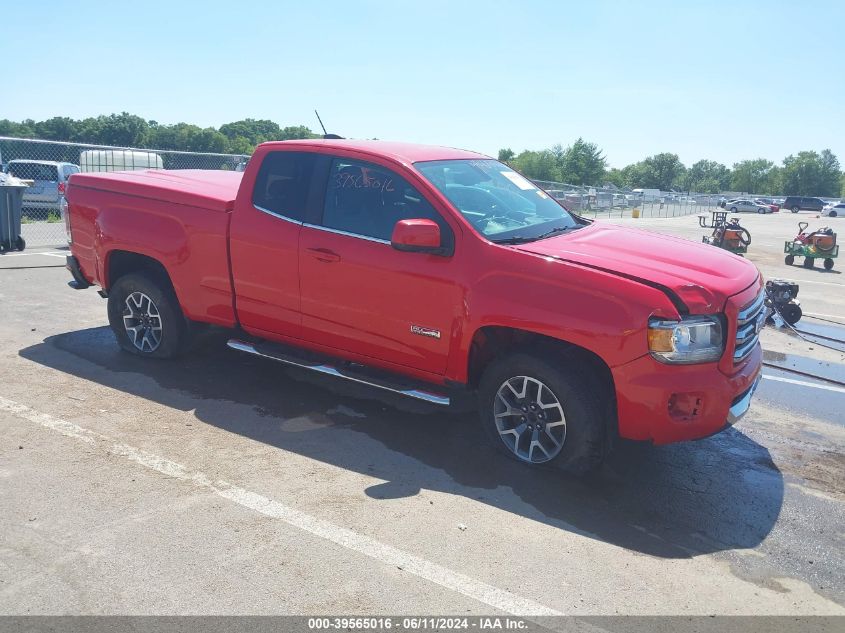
top-left (66, 169), bottom-right (243, 327)
top-left (69, 169), bottom-right (243, 213)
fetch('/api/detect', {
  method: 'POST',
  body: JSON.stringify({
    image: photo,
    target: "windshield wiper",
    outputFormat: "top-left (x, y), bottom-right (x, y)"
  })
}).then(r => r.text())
top-left (490, 226), bottom-right (576, 245)
top-left (533, 225), bottom-right (577, 240)
top-left (489, 235), bottom-right (540, 245)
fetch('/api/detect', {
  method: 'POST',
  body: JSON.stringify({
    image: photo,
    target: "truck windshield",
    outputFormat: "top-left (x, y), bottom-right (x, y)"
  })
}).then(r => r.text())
top-left (414, 159), bottom-right (579, 243)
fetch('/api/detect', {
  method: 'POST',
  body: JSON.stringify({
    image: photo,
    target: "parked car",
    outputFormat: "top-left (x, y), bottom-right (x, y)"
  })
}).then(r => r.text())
top-left (630, 188), bottom-right (662, 202)
top-left (782, 196), bottom-right (826, 213)
top-left (64, 139), bottom-right (763, 474)
top-left (548, 190), bottom-right (584, 211)
top-left (3, 160), bottom-right (80, 214)
top-left (754, 198), bottom-right (780, 212)
top-left (822, 202), bottom-right (845, 217)
top-left (727, 199), bottom-right (771, 213)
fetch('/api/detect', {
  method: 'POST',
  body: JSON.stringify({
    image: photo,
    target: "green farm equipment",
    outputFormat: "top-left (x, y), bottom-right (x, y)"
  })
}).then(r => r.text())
top-left (784, 222), bottom-right (838, 270)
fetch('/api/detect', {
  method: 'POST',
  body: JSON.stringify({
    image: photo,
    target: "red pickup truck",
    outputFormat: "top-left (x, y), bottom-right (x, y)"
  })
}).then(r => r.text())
top-left (64, 139), bottom-right (764, 474)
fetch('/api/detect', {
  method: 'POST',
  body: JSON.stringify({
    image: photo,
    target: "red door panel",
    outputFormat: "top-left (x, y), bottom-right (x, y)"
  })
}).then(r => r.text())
top-left (228, 150), bottom-right (322, 338)
top-left (298, 225), bottom-right (458, 375)
top-left (229, 206), bottom-right (302, 337)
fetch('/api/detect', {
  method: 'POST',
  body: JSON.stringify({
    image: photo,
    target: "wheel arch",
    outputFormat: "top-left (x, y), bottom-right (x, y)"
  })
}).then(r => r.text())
top-left (466, 325), bottom-right (616, 417)
top-left (470, 325), bottom-right (618, 466)
top-left (104, 250), bottom-right (175, 295)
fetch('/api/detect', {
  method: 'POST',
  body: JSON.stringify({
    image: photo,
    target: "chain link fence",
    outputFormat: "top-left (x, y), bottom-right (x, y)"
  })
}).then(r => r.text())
top-left (532, 180), bottom-right (723, 219)
top-left (0, 137), bottom-right (249, 247)
top-left (2, 136), bottom-right (726, 248)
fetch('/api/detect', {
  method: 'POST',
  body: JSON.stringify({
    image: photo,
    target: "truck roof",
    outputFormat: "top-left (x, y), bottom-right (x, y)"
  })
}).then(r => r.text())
top-left (260, 139), bottom-right (490, 164)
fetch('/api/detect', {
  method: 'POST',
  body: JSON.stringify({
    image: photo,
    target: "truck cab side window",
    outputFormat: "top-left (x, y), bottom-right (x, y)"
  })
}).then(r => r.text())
top-left (252, 152), bottom-right (317, 222)
top-left (322, 159), bottom-right (448, 242)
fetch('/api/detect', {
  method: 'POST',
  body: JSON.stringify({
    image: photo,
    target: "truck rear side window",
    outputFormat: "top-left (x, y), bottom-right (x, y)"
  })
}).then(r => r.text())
top-left (252, 152), bottom-right (317, 222)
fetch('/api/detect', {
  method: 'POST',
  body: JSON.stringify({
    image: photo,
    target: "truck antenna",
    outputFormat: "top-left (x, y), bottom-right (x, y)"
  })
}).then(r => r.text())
top-left (314, 110), bottom-right (328, 135)
top-left (314, 110), bottom-right (343, 140)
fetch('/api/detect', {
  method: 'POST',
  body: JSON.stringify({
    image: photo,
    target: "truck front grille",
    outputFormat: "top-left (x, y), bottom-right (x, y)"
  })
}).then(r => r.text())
top-left (734, 291), bottom-right (765, 363)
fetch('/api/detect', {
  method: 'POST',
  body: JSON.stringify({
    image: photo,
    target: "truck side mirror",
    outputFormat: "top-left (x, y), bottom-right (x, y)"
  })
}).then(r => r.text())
top-left (391, 219), bottom-right (442, 254)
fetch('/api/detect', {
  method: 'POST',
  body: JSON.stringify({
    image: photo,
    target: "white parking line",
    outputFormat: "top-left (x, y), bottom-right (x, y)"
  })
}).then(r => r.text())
top-left (762, 374), bottom-right (845, 394)
top-left (777, 278), bottom-right (843, 288)
top-left (804, 312), bottom-right (845, 321)
top-left (0, 395), bottom-right (563, 617)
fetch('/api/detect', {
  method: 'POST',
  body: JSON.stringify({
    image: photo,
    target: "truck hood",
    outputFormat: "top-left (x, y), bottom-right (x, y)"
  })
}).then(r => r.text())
top-left (515, 222), bottom-right (760, 313)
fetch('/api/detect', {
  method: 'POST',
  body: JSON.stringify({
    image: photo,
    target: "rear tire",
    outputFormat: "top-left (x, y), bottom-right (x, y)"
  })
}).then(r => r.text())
top-left (478, 351), bottom-right (607, 476)
top-left (824, 258), bottom-right (834, 270)
top-left (803, 257), bottom-right (815, 268)
top-left (15, 236), bottom-right (25, 251)
top-left (792, 206), bottom-right (800, 213)
top-left (830, 210), bottom-right (837, 218)
top-left (784, 254), bottom-right (795, 265)
top-left (107, 272), bottom-right (189, 359)
top-left (730, 206), bottom-right (738, 213)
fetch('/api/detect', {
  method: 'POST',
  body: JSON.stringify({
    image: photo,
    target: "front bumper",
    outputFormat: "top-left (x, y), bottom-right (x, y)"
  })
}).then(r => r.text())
top-left (21, 199), bottom-right (61, 211)
top-left (727, 373), bottom-right (762, 425)
top-left (611, 343), bottom-right (762, 444)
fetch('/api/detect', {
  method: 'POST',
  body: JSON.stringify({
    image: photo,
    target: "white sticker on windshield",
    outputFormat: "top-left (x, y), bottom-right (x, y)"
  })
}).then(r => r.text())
top-left (501, 171), bottom-right (535, 190)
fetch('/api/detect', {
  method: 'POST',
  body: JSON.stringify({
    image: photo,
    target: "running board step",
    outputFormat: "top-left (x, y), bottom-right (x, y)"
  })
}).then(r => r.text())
top-left (226, 339), bottom-right (450, 406)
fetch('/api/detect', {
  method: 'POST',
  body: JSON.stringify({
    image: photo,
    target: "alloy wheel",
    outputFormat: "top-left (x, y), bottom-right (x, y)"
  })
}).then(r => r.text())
top-left (493, 376), bottom-right (566, 463)
top-left (122, 291), bottom-right (163, 352)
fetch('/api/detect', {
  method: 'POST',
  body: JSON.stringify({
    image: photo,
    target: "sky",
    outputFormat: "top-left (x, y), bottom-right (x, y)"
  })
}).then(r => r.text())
top-left (3, 0), bottom-right (844, 168)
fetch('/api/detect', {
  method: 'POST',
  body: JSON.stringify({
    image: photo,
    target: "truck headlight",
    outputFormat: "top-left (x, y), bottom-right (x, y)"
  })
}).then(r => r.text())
top-left (648, 315), bottom-right (724, 364)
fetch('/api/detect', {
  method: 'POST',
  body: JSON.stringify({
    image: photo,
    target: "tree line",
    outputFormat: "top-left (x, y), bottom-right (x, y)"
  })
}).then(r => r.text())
top-left (0, 112), bottom-right (318, 155)
top-left (500, 141), bottom-right (845, 197)
top-left (2, 113), bottom-right (842, 196)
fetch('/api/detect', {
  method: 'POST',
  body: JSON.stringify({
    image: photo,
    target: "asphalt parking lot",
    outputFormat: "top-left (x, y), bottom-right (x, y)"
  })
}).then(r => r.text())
top-left (0, 210), bottom-right (843, 616)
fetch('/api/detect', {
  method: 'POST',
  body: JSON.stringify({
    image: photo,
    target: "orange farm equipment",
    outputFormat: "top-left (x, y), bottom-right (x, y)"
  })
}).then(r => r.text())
top-left (702, 217), bottom-right (751, 255)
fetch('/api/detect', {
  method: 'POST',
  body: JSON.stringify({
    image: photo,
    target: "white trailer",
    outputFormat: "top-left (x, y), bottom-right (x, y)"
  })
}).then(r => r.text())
top-left (79, 149), bottom-right (163, 172)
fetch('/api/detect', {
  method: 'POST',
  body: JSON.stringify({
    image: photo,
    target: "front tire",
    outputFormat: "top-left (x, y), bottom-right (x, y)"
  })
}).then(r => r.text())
top-left (824, 258), bottom-right (834, 270)
top-left (785, 254), bottom-right (795, 265)
top-left (107, 272), bottom-right (188, 358)
top-left (15, 236), bottom-right (25, 251)
top-left (478, 352), bottom-right (607, 476)
top-left (830, 210), bottom-right (837, 218)
top-left (730, 206), bottom-right (738, 213)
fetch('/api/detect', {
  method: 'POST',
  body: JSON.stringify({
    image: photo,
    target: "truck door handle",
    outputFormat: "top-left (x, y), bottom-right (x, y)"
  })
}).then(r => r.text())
top-left (306, 247), bottom-right (341, 263)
